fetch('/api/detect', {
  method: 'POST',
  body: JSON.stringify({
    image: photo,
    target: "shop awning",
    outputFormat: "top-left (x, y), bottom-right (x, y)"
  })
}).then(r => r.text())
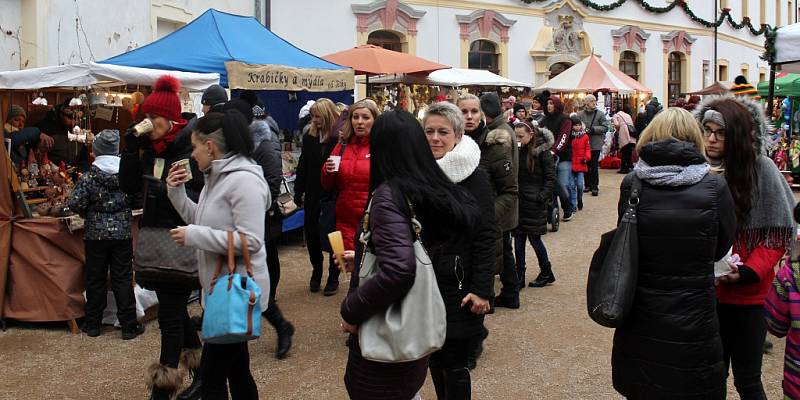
top-left (0, 62), bottom-right (219, 91)
top-left (775, 22), bottom-right (800, 71)
top-left (100, 9), bottom-right (348, 86)
top-left (323, 45), bottom-right (449, 76)
top-left (535, 54), bottom-right (651, 94)
top-left (357, 68), bottom-right (532, 88)
top-left (684, 81), bottom-right (732, 96)
top-left (757, 72), bottom-right (800, 97)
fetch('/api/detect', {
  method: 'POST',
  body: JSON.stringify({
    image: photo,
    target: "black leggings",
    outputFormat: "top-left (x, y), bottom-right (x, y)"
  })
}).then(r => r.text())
top-left (620, 143), bottom-right (635, 171)
top-left (200, 342), bottom-right (259, 399)
top-left (155, 289), bottom-right (202, 368)
top-left (587, 150), bottom-right (601, 190)
top-left (303, 206), bottom-right (339, 283)
top-left (430, 335), bottom-right (480, 400)
top-left (84, 239), bottom-right (136, 329)
top-left (718, 303), bottom-right (767, 400)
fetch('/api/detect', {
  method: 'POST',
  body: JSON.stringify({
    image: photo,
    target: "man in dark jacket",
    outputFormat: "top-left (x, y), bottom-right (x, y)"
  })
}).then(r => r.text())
top-left (644, 97), bottom-right (663, 126)
top-left (578, 94), bottom-right (611, 196)
top-left (36, 101), bottom-right (82, 166)
top-left (201, 84), bottom-right (228, 114)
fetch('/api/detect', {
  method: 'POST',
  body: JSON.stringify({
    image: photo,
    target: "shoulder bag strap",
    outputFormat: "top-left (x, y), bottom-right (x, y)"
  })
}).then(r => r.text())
top-left (359, 197), bottom-right (374, 245)
top-left (208, 230), bottom-right (234, 294)
top-left (622, 176), bottom-right (642, 223)
top-left (239, 232), bottom-right (253, 278)
top-left (405, 197), bottom-right (422, 239)
top-left (226, 230), bottom-right (235, 290)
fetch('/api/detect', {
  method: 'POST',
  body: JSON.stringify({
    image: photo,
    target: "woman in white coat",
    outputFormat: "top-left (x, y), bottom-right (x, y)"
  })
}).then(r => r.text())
top-left (166, 109), bottom-right (270, 400)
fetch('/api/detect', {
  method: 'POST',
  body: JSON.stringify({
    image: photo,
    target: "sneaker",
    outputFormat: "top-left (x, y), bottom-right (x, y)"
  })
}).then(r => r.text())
top-left (583, 187), bottom-right (591, 193)
top-left (121, 323), bottom-right (145, 340)
top-left (591, 189), bottom-right (599, 197)
top-left (323, 280), bottom-right (339, 296)
top-left (82, 324), bottom-right (100, 337)
top-left (562, 211), bottom-right (574, 221)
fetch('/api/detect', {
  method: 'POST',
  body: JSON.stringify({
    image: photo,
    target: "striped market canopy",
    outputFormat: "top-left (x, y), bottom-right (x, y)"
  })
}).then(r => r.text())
top-left (536, 54), bottom-right (652, 94)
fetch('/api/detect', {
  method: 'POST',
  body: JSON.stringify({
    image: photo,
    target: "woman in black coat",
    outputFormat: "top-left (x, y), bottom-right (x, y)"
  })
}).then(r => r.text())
top-left (293, 98), bottom-right (341, 293)
top-left (512, 120), bottom-right (556, 288)
top-left (423, 102), bottom-right (495, 399)
top-left (611, 108), bottom-right (736, 400)
top-left (339, 110), bottom-right (483, 400)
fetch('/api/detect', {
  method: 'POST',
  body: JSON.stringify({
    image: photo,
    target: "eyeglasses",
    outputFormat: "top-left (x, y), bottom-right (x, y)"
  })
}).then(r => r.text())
top-left (702, 126), bottom-right (726, 140)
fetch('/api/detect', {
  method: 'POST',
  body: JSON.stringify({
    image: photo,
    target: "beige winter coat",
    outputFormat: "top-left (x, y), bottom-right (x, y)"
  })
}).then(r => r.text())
top-left (168, 154), bottom-right (271, 309)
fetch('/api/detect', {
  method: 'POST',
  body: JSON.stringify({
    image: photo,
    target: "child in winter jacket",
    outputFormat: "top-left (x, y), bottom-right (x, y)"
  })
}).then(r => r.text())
top-left (569, 115), bottom-right (590, 211)
top-left (67, 129), bottom-right (142, 340)
top-left (765, 203), bottom-right (800, 400)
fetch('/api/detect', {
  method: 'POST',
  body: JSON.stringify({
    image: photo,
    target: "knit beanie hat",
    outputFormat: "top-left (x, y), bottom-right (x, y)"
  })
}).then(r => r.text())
top-left (201, 84), bottom-right (228, 106)
top-left (701, 109), bottom-right (726, 129)
top-left (480, 93), bottom-right (502, 119)
top-left (513, 103), bottom-right (526, 114)
top-left (5, 105), bottom-right (25, 122)
top-left (142, 75), bottom-right (182, 122)
top-left (223, 98), bottom-right (254, 125)
top-left (93, 129), bottom-right (120, 156)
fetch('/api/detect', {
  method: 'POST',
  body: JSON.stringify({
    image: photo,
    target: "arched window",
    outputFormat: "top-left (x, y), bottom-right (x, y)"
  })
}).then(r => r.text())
top-left (549, 62), bottom-right (572, 79)
top-left (619, 51), bottom-right (640, 82)
top-left (368, 30), bottom-right (403, 52)
top-left (668, 52), bottom-right (684, 101)
top-left (468, 40), bottom-right (499, 74)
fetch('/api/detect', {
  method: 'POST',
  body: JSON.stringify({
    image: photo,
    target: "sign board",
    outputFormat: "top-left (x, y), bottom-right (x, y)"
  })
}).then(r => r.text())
top-left (225, 61), bottom-right (354, 92)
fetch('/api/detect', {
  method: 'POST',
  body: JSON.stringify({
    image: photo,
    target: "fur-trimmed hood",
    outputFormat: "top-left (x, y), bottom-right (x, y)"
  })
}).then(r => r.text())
top-left (531, 127), bottom-right (554, 156)
top-left (693, 94), bottom-right (769, 155)
top-left (485, 128), bottom-right (513, 148)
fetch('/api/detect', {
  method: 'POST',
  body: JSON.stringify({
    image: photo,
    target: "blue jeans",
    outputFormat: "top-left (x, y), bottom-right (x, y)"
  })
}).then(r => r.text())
top-left (514, 233), bottom-right (551, 278)
top-left (572, 171), bottom-right (584, 208)
top-left (557, 161), bottom-right (576, 213)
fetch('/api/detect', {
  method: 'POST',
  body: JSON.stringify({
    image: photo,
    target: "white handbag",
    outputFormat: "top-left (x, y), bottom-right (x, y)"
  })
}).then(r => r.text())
top-left (357, 197), bottom-right (447, 363)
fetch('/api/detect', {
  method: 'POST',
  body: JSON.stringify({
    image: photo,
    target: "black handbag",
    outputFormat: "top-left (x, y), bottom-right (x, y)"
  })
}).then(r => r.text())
top-left (133, 227), bottom-right (201, 289)
top-left (319, 143), bottom-right (346, 253)
top-left (587, 176), bottom-right (641, 328)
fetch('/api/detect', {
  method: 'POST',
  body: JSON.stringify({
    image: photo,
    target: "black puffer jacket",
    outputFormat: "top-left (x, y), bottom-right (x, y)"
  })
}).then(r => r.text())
top-left (425, 167), bottom-right (496, 339)
top-left (612, 139), bottom-right (736, 400)
top-left (515, 128), bottom-right (555, 235)
top-left (119, 118), bottom-right (204, 229)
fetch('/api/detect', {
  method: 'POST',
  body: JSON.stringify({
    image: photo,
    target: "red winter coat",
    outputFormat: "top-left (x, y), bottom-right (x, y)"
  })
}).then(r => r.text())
top-left (321, 135), bottom-right (371, 251)
top-left (570, 132), bottom-right (590, 173)
top-left (716, 235), bottom-right (786, 305)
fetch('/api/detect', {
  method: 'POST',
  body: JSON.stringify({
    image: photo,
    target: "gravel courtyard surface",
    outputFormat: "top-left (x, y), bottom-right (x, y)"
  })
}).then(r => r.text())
top-left (0, 170), bottom-right (786, 399)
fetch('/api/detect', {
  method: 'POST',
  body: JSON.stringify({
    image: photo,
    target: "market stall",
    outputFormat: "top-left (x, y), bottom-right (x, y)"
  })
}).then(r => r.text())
top-left (101, 8), bottom-right (353, 134)
top-left (0, 65), bottom-right (219, 329)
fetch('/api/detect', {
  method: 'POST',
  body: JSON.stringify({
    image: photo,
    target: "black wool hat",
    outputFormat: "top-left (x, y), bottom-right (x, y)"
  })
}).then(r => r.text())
top-left (480, 92), bottom-right (502, 119)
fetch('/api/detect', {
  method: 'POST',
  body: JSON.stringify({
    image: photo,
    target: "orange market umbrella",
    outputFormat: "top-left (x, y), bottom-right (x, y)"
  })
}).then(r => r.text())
top-left (323, 45), bottom-right (449, 87)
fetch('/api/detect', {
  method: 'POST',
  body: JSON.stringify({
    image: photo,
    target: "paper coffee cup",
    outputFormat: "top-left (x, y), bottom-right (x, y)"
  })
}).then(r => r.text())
top-left (172, 159), bottom-right (193, 180)
top-left (133, 118), bottom-right (154, 137)
top-left (330, 155), bottom-right (341, 172)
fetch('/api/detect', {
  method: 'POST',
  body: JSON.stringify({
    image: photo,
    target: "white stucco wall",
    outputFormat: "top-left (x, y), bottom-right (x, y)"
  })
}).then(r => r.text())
top-left (0, 0), bottom-right (23, 71)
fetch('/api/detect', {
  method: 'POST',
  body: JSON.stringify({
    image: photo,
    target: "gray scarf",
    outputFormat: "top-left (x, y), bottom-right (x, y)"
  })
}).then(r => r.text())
top-left (739, 156), bottom-right (796, 251)
top-left (634, 159), bottom-right (710, 187)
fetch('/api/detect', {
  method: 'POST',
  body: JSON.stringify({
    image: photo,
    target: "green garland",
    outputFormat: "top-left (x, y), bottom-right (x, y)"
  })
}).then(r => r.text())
top-left (519, 0), bottom-right (773, 37)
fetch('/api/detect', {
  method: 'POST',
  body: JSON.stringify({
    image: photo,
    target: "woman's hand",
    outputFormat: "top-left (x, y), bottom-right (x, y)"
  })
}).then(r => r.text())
top-left (166, 163), bottom-right (189, 188)
top-left (38, 133), bottom-right (54, 150)
top-left (718, 262), bottom-right (741, 284)
top-left (169, 226), bottom-right (187, 246)
top-left (341, 319), bottom-right (358, 335)
top-left (335, 250), bottom-right (356, 273)
top-left (324, 157), bottom-right (338, 173)
top-left (461, 293), bottom-right (491, 314)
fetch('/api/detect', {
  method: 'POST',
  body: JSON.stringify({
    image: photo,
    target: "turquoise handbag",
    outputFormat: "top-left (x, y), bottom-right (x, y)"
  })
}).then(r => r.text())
top-left (202, 231), bottom-right (262, 344)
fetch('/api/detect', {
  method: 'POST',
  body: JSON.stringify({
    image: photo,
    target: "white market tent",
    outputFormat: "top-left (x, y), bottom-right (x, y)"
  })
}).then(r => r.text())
top-left (775, 22), bottom-right (800, 73)
top-left (357, 68), bottom-right (532, 87)
top-left (0, 62), bottom-right (219, 91)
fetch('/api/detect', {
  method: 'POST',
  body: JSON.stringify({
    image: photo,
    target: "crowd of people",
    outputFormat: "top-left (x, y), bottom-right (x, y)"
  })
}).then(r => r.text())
top-left (8, 71), bottom-right (800, 399)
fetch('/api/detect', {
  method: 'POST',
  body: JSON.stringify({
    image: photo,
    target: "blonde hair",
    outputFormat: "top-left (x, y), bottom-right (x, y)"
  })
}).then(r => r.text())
top-left (341, 99), bottom-right (380, 142)
top-left (636, 107), bottom-right (705, 153)
top-left (309, 98), bottom-right (339, 138)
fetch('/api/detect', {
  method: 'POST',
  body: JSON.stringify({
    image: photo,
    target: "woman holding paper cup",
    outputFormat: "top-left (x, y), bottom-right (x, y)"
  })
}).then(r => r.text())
top-left (320, 99), bottom-right (379, 295)
top-left (166, 109), bottom-right (269, 399)
top-left (294, 98), bottom-right (342, 294)
top-left (696, 96), bottom-right (796, 399)
top-left (119, 75), bottom-right (205, 400)
top-left (340, 109), bottom-right (481, 400)
top-left (611, 108), bottom-right (736, 400)
top-left (422, 102), bottom-right (496, 398)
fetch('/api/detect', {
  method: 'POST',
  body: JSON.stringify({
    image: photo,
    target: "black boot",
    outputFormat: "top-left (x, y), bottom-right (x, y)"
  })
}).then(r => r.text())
top-left (444, 367), bottom-right (472, 400)
top-left (177, 349), bottom-right (202, 400)
top-left (265, 303), bottom-right (295, 359)
top-left (517, 268), bottom-right (526, 291)
top-left (430, 366), bottom-right (447, 399)
top-left (309, 266), bottom-right (322, 293)
top-left (467, 328), bottom-right (488, 370)
top-left (528, 263), bottom-right (556, 287)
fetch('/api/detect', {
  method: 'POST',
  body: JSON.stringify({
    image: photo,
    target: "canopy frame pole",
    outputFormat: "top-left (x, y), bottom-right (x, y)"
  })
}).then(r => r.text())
top-left (767, 65), bottom-right (777, 127)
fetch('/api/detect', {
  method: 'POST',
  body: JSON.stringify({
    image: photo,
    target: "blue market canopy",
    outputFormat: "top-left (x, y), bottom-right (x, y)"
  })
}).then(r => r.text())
top-left (100, 9), bottom-right (349, 87)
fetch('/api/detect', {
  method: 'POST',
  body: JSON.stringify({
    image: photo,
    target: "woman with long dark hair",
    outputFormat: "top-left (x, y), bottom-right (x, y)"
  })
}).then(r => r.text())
top-left (339, 110), bottom-right (481, 400)
top-left (696, 96), bottom-right (796, 400)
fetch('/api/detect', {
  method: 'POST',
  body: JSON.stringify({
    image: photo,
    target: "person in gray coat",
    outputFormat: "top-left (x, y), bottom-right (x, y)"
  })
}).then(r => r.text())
top-left (166, 109), bottom-right (269, 399)
top-left (578, 94), bottom-right (611, 196)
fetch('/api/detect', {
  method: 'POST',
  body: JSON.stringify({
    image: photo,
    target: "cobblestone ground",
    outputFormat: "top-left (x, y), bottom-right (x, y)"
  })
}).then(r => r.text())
top-left (0, 170), bottom-right (786, 399)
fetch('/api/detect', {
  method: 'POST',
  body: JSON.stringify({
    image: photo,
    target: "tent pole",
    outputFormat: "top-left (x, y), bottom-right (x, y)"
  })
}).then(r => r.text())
top-left (767, 65), bottom-right (777, 125)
